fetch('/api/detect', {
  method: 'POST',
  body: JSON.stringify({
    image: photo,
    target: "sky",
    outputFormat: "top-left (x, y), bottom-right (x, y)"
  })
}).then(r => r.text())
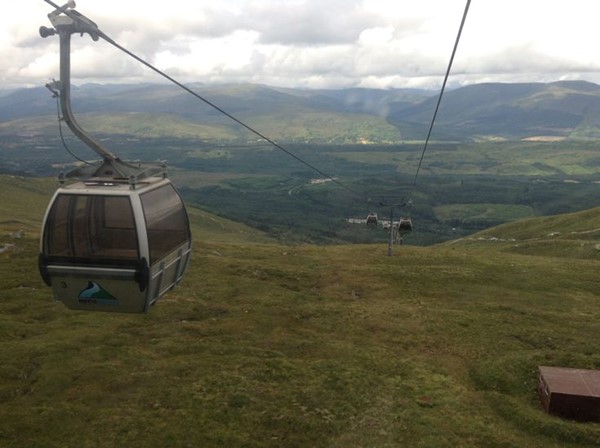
top-left (2, 0), bottom-right (600, 91)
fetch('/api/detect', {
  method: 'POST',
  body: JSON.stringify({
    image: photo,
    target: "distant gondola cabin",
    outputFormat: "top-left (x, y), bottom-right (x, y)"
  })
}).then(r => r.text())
top-left (39, 177), bottom-right (192, 313)
top-left (398, 217), bottom-right (413, 233)
top-left (366, 212), bottom-right (378, 227)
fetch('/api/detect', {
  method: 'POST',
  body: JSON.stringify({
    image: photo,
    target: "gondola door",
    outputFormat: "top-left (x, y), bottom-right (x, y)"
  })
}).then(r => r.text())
top-left (140, 182), bottom-right (191, 305)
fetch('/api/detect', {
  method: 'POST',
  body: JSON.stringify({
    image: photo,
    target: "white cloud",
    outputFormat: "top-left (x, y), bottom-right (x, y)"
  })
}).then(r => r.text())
top-left (4, 0), bottom-right (600, 89)
top-left (154, 30), bottom-right (260, 80)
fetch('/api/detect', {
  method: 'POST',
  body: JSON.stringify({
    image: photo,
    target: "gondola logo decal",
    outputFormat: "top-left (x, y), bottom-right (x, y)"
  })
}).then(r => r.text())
top-left (78, 281), bottom-right (119, 305)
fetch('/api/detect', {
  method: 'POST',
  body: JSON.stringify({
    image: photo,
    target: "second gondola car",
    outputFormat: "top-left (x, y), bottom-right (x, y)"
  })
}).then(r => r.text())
top-left (366, 212), bottom-right (378, 227)
top-left (398, 217), bottom-right (413, 233)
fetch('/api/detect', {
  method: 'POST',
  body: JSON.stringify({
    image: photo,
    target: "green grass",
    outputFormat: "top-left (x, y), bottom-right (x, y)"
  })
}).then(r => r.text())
top-left (186, 207), bottom-right (275, 244)
top-left (0, 175), bottom-right (56, 234)
top-left (325, 141), bottom-right (600, 177)
top-left (2, 178), bottom-right (600, 447)
top-left (449, 205), bottom-right (600, 261)
top-left (434, 203), bottom-right (534, 223)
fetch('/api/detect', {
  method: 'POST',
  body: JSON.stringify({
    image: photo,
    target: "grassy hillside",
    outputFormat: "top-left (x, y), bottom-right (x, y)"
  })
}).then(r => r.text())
top-left (453, 205), bottom-right (600, 260)
top-left (2, 178), bottom-right (600, 447)
top-left (0, 175), bottom-right (274, 244)
top-left (0, 176), bottom-right (55, 233)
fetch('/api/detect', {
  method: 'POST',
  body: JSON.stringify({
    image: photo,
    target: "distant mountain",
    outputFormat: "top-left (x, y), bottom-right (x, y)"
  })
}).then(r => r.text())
top-left (2, 81), bottom-right (600, 142)
top-left (0, 83), bottom-right (408, 143)
top-left (388, 80), bottom-right (600, 140)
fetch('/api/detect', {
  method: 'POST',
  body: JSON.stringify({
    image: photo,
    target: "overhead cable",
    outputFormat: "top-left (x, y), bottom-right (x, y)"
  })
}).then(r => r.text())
top-left (409, 0), bottom-right (471, 195)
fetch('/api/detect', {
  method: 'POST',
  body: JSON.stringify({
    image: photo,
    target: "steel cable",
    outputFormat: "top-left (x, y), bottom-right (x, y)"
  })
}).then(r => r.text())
top-left (409, 0), bottom-right (471, 196)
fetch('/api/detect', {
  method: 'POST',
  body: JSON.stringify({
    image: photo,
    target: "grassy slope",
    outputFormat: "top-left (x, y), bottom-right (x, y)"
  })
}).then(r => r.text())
top-left (0, 175), bottom-right (274, 244)
top-left (2, 178), bottom-right (600, 447)
top-left (457, 205), bottom-right (600, 259)
top-left (0, 176), bottom-right (55, 233)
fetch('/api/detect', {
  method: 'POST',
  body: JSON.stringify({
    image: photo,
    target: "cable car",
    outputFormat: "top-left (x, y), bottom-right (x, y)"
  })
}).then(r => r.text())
top-left (366, 212), bottom-right (378, 227)
top-left (398, 217), bottom-right (413, 233)
top-left (38, 177), bottom-right (192, 313)
top-left (37, 4), bottom-right (191, 313)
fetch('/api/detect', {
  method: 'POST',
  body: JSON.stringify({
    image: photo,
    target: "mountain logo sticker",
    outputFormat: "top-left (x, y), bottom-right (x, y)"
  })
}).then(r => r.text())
top-left (78, 281), bottom-right (119, 305)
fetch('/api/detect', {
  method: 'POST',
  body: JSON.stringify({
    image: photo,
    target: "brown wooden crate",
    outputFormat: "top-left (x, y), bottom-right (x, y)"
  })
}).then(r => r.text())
top-left (538, 366), bottom-right (600, 422)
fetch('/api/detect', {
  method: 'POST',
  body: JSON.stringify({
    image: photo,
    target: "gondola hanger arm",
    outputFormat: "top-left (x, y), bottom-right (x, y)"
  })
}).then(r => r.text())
top-left (40, 0), bottom-right (120, 165)
top-left (41, 1), bottom-right (101, 41)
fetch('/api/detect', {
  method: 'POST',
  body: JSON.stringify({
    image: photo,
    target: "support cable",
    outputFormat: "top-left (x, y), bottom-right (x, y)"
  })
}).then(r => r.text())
top-left (409, 0), bottom-right (471, 196)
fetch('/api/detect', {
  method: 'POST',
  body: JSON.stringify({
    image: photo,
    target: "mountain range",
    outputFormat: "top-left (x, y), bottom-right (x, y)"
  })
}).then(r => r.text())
top-left (2, 80), bottom-right (600, 142)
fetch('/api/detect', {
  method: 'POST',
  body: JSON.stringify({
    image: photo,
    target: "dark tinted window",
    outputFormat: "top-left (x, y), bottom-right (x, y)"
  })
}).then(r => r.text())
top-left (141, 184), bottom-right (190, 263)
top-left (44, 194), bottom-right (139, 261)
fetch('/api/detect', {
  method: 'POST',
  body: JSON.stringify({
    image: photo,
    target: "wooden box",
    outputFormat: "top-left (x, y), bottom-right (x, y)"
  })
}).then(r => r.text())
top-left (538, 366), bottom-right (600, 422)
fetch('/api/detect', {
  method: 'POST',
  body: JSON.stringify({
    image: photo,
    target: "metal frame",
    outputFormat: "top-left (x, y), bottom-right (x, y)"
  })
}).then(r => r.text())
top-left (40, 1), bottom-right (166, 182)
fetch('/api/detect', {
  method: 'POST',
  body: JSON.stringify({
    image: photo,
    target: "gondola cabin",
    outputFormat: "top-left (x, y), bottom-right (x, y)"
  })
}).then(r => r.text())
top-left (38, 177), bottom-right (192, 313)
top-left (366, 212), bottom-right (378, 227)
top-left (398, 217), bottom-right (413, 233)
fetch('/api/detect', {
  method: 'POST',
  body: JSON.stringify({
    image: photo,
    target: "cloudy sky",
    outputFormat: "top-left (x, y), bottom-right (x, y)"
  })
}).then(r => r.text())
top-left (2, 0), bottom-right (600, 90)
